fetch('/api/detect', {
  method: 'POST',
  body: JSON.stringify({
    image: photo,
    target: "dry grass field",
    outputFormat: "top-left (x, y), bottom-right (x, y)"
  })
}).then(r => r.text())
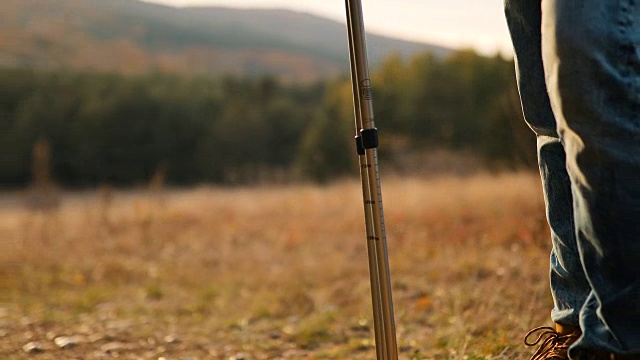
top-left (1, 173), bottom-right (555, 359)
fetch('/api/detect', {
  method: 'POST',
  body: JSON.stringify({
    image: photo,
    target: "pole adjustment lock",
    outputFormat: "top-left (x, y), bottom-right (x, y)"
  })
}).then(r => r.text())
top-left (360, 128), bottom-right (379, 149)
top-left (355, 136), bottom-right (366, 155)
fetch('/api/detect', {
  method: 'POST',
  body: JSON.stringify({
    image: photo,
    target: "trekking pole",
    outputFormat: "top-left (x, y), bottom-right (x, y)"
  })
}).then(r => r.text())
top-left (344, 1), bottom-right (399, 359)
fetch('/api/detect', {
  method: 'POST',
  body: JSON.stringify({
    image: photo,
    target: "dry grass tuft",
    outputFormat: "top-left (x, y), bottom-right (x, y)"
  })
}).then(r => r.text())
top-left (0, 172), bottom-right (554, 359)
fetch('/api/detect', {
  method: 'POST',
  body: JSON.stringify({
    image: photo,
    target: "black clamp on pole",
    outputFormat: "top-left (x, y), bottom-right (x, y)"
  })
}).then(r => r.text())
top-left (355, 135), bottom-right (366, 156)
top-left (355, 128), bottom-right (378, 156)
top-left (360, 128), bottom-right (379, 149)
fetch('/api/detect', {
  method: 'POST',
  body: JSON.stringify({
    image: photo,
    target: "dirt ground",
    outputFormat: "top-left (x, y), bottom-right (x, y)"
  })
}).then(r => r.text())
top-left (1, 173), bottom-right (554, 359)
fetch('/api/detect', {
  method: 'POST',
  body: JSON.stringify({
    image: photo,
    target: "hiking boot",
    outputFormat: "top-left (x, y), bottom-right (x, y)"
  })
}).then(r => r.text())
top-left (525, 325), bottom-right (581, 360)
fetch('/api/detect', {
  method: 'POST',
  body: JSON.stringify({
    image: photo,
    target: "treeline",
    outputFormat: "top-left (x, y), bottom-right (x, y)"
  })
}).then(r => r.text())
top-left (371, 51), bottom-right (532, 160)
top-left (0, 50), bottom-right (534, 187)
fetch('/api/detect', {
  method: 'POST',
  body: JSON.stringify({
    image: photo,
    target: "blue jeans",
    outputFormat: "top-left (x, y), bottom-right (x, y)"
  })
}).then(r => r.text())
top-left (504, 0), bottom-right (640, 357)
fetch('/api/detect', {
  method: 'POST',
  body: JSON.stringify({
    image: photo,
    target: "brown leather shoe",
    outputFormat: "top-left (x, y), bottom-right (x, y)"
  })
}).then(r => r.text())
top-left (525, 325), bottom-right (582, 360)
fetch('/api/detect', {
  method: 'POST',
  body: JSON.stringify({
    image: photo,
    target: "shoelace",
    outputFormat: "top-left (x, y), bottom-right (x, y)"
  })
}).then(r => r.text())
top-left (524, 326), bottom-right (581, 360)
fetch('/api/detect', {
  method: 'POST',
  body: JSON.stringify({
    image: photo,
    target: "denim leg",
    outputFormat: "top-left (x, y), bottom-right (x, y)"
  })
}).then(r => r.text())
top-left (539, 136), bottom-right (591, 327)
top-left (504, 0), bottom-right (590, 327)
top-left (542, 0), bottom-right (640, 355)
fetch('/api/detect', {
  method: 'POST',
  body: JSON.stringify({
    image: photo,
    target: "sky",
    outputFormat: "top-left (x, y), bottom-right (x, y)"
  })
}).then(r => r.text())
top-left (143, 0), bottom-right (514, 56)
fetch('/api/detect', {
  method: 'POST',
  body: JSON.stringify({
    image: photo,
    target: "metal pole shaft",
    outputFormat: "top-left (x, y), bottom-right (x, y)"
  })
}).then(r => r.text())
top-left (345, 4), bottom-right (386, 359)
top-left (344, 1), bottom-right (399, 359)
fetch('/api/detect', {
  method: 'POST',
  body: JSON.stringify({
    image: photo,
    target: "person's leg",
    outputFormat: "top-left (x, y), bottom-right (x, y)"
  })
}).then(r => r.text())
top-left (541, 0), bottom-right (640, 356)
top-left (504, 0), bottom-right (591, 330)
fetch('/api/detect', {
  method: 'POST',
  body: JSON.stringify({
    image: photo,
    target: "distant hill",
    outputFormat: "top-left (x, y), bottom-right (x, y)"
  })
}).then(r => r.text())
top-left (0, 0), bottom-right (450, 81)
